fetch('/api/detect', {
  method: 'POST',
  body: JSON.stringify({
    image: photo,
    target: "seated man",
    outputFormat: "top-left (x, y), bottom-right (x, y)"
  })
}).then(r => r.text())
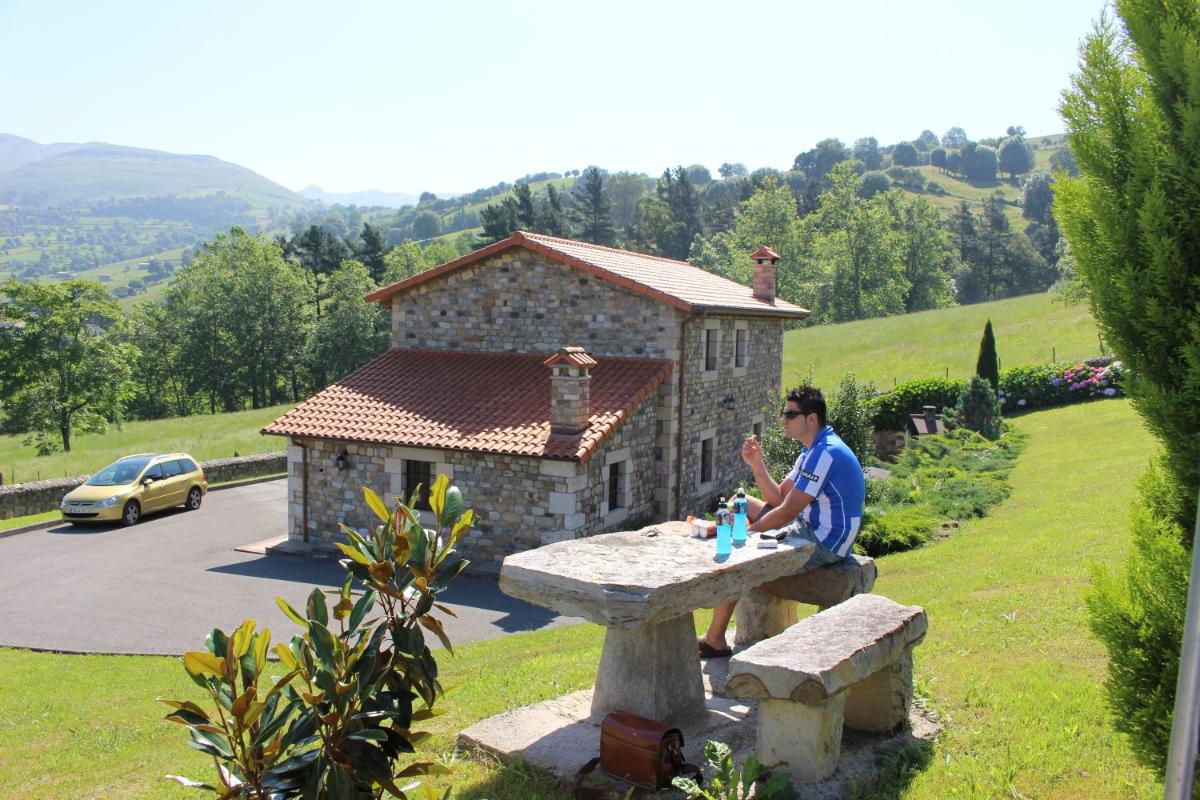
top-left (698, 384), bottom-right (866, 658)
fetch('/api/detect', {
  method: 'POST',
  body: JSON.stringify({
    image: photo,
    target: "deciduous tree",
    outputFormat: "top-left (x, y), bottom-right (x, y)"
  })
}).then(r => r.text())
top-left (0, 279), bottom-right (135, 452)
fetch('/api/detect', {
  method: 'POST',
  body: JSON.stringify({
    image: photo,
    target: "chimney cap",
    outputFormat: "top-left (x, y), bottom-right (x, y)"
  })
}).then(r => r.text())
top-left (544, 345), bottom-right (597, 369)
top-left (750, 245), bottom-right (781, 262)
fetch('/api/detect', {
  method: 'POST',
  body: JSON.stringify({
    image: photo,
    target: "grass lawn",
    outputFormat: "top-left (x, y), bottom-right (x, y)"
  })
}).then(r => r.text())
top-left (0, 403), bottom-right (292, 484)
top-left (0, 399), bottom-right (1163, 798)
top-left (785, 291), bottom-right (1101, 391)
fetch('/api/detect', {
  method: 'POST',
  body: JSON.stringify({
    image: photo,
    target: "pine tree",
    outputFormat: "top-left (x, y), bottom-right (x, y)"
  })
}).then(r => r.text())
top-left (513, 183), bottom-right (538, 230)
top-left (975, 320), bottom-right (999, 392)
top-left (538, 184), bottom-right (568, 236)
top-left (1056, 2), bottom-right (1200, 774)
top-left (570, 167), bottom-right (615, 246)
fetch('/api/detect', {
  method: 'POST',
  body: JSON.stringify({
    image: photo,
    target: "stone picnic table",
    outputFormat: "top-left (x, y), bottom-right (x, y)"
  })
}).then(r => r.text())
top-left (499, 520), bottom-right (822, 722)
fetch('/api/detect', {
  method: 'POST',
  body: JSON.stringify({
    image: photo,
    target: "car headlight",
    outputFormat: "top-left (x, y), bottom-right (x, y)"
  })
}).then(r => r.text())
top-left (99, 495), bottom-right (120, 507)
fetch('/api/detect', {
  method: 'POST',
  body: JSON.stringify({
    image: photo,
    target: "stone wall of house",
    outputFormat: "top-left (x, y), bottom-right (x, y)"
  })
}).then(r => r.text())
top-left (0, 453), bottom-right (288, 520)
top-left (286, 394), bottom-right (664, 566)
top-left (390, 250), bottom-right (682, 360)
top-left (579, 391), bottom-right (662, 534)
top-left (676, 316), bottom-right (786, 517)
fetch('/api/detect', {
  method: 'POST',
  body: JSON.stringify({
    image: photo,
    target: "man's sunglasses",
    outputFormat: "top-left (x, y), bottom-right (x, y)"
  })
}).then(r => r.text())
top-left (780, 409), bottom-right (808, 419)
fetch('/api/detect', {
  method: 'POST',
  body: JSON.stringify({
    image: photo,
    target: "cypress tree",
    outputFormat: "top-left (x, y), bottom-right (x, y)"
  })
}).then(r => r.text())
top-left (975, 320), bottom-right (999, 392)
top-left (1056, 2), bottom-right (1200, 774)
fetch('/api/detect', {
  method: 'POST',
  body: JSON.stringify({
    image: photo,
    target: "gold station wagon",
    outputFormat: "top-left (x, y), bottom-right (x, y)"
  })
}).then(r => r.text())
top-left (60, 453), bottom-right (208, 526)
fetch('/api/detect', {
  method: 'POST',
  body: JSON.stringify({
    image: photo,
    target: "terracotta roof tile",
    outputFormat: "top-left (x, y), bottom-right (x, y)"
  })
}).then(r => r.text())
top-left (262, 349), bottom-right (672, 461)
top-left (364, 231), bottom-right (809, 319)
top-left (751, 245), bottom-right (780, 261)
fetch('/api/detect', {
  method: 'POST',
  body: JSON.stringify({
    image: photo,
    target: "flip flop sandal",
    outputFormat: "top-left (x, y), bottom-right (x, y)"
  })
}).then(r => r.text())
top-left (697, 639), bottom-right (732, 659)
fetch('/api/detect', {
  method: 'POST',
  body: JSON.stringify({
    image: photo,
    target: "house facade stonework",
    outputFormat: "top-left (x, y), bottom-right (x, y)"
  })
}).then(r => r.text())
top-left (266, 232), bottom-right (807, 566)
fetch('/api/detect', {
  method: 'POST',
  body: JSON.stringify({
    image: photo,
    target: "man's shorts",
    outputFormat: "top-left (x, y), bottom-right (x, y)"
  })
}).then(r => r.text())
top-left (752, 503), bottom-right (845, 567)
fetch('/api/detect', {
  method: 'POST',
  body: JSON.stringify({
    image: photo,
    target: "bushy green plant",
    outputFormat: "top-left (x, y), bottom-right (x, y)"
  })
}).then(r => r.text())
top-left (872, 377), bottom-right (966, 431)
top-left (947, 376), bottom-right (1003, 440)
top-left (671, 740), bottom-right (790, 800)
top-left (827, 373), bottom-right (877, 465)
top-left (856, 505), bottom-right (939, 556)
top-left (1087, 462), bottom-right (1192, 776)
top-left (162, 478), bottom-right (472, 799)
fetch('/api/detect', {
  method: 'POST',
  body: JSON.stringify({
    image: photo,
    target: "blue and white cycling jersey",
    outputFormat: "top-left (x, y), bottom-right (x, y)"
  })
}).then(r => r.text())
top-left (784, 426), bottom-right (865, 558)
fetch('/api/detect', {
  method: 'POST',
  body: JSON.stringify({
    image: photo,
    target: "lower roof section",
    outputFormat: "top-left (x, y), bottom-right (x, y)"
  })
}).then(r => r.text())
top-left (262, 348), bottom-right (673, 462)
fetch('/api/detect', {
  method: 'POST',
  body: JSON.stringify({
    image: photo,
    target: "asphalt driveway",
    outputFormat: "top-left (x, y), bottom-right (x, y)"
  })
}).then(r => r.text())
top-left (0, 479), bottom-right (581, 655)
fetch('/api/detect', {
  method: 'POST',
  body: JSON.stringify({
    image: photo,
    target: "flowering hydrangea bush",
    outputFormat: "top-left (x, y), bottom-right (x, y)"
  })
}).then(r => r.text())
top-left (999, 357), bottom-right (1125, 411)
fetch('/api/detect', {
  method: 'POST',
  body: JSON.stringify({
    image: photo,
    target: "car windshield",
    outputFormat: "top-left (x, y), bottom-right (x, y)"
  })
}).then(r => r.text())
top-left (87, 457), bottom-right (154, 486)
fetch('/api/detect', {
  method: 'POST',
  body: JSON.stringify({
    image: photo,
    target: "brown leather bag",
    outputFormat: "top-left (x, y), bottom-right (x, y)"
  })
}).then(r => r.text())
top-left (573, 710), bottom-right (701, 799)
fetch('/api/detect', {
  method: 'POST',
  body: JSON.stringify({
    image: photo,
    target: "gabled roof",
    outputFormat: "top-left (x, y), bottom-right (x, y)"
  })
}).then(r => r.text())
top-left (364, 231), bottom-right (810, 319)
top-left (262, 348), bottom-right (673, 461)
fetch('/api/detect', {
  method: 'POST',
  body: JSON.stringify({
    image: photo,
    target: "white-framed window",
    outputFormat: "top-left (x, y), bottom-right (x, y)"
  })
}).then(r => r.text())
top-left (602, 447), bottom-right (632, 523)
top-left (702, 320), bottom-right (721, 381)
top-left (734, 324), bottom-right (749, 370)
top-left (403, 459), bottom-right (435, 510)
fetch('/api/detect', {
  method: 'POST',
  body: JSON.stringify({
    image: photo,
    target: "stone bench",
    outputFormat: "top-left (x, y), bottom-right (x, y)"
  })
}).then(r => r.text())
top-left (734, 554), bottom-right (877, 646)
top-left (724, 593), bottom-right (927, 783)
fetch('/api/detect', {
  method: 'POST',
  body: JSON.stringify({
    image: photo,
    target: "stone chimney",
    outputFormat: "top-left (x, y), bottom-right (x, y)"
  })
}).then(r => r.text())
top-left (544, 346), bottom-right (596, 435)
top-left (750, 246), bottom-right (780, 302)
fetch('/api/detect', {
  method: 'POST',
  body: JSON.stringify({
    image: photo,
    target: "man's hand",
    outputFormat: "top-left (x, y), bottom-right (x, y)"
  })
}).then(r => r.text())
top-left (741, 435), bottom-right (764, 469)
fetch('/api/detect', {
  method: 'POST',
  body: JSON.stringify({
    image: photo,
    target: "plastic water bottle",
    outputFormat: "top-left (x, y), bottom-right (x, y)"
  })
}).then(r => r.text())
top-left (715, 496), bottom-right (732, 557)
top-left (732, 486), bottom-right (748, 544)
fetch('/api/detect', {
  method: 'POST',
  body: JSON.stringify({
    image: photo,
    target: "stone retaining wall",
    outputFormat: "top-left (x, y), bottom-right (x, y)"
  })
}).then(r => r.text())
top-left (0, 453), bottom-right (287, 520)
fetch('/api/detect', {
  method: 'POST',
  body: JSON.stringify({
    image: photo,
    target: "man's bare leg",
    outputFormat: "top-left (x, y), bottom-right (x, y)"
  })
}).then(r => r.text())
top-left (699, 496), bottom-right (768, 651)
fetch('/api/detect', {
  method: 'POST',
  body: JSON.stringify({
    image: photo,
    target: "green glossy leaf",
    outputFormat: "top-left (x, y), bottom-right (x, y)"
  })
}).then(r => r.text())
top-left (347, 728), bottom-right (389, 742)
top-left (335, 541), bottom-right (372, 566)
top-left (363, 486), bottom-right (390, 523)
top-left (395, 761), bottom-right (451, 778)
top-left (347, 590), bottom-right (377, 634)
top-left (428, 473), bottom-right (450, 521)
top-left (308, 620), bottom-right (337, 666)
top-left (205, 628), bottom-right (229, 659)
top-left (305, 588), bottom-right (328, 626)
top-left (183, 651), bottom-right (225, 680)
top-left (159, 699), bottom-right (210, 719)
top-left (274, 643), bottom-right (299, 670)
top-left (231, 619), bottom-right (256, 658)
top-left (438, 484), bottom-right (463, 529)
top-left (275, 597), bottom-right (307, 627)
top-left (187, 728), bottom-right (234, 758)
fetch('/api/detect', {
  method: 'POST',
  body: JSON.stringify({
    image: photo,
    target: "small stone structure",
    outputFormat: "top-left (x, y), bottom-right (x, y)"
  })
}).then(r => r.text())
top-left (725, 593), bottom-right (928, 783)
top-left (0, 453), bottom-right (286, 520)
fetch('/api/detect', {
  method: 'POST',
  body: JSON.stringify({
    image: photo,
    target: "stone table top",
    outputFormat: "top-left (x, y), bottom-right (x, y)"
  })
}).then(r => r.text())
top-left (499, 520), bottom-right (817, 628)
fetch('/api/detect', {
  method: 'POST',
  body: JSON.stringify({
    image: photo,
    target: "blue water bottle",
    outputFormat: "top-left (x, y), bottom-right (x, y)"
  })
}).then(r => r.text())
top-left (715, 496), bottom-right (732, 557)
top-left (733, 486), bottom-right (748, 544)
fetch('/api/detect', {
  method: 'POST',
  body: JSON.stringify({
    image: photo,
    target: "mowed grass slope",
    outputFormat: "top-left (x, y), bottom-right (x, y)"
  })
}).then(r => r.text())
top-left (0, 400), bottom-right (1162, 798)
top-left (785, 292), bottom-right (1101, 390)
top-left (0, 403), bottom-right (292, 484)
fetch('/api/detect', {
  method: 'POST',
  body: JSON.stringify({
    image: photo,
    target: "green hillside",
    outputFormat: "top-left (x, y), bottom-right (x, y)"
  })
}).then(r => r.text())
top-left (0, 142), bottom-right (306, 208)
top-left (785, 290), bottom-right (1101, 390)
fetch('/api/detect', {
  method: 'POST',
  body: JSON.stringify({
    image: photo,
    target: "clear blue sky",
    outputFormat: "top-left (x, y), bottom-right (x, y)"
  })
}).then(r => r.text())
top-left (1, 0), bottom-right (1106, 195)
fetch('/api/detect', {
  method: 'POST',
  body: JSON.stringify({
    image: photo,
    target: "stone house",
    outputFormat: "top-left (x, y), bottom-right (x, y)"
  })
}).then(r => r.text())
top-left (264, 232), bottom-right (809, 565)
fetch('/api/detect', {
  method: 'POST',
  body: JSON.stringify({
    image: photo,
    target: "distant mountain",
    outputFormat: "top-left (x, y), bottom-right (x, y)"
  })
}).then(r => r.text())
top-left (0, 134), bottom-right (309, 208)
top-left (298, 185), bottom-right (421, 209)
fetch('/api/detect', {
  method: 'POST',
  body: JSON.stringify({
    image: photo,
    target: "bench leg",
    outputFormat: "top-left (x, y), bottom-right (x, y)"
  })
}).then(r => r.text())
top-left (590, 612), bottom-right (706, 722)
top-left (733, 586), bottom-right (797, 647)
top-left (843, 650), bottom-right (914, 734)
top-left (757, 694), bottom-right (845, 783)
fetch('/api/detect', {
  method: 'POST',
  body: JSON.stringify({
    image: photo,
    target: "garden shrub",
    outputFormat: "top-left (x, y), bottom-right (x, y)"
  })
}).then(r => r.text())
top-left (827, 373), bottom-right (877, 465)
top-left (999, 358), bottom-right (1124, 412)
top-left (857, 505), bottom-right (940, 556)
top-left (976, 320), bottom-right (999, 392)
top-left (1087, 462), bottom-right (1191, 775)
top-left (872, 377), bottom-right (966, 430)
top-left (162, 479), bottom-right (473, 799)
top-left (947, 376), bottom-right (1003, 440)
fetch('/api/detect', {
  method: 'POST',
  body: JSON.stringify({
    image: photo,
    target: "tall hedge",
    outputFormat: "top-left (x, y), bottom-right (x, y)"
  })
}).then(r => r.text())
top-left (1056, 2), bottom-right (1200, 776)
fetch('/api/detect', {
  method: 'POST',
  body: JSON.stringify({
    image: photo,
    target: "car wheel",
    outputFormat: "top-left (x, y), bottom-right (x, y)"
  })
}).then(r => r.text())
top-left (121, 501), bottom-right (141, 527)
top-left (186, 487), bottom-right (203, 510)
